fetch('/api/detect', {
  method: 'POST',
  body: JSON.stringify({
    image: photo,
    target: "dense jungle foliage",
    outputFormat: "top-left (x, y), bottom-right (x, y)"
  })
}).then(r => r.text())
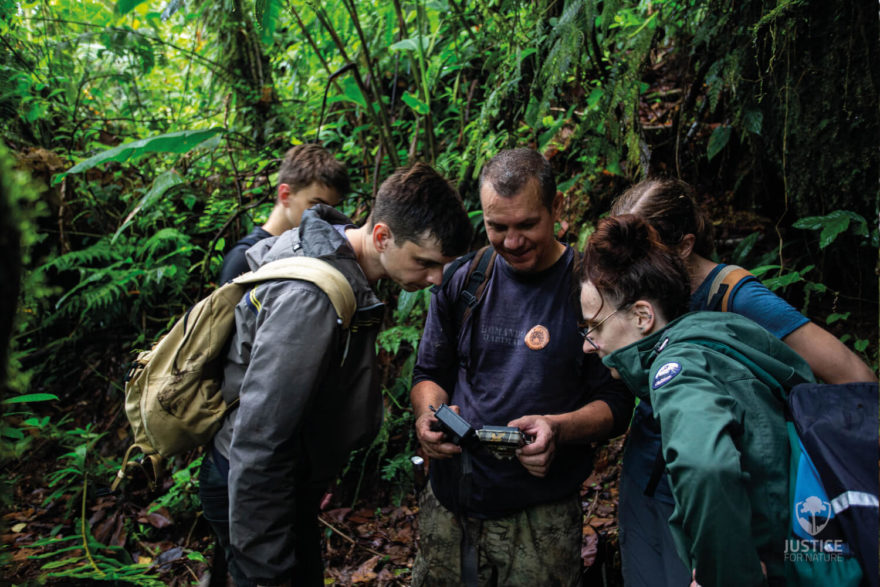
top-left (2, 0), bottom-right (877, 584)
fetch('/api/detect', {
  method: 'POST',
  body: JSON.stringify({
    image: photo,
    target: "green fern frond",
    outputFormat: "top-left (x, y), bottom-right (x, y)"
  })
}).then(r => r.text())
top-left (41, 238), bottom-right (122, 273)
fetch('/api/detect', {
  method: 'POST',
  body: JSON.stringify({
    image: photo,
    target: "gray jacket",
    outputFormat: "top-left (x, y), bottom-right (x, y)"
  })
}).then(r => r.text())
top-left (213, 205), bottom-right (384, 582)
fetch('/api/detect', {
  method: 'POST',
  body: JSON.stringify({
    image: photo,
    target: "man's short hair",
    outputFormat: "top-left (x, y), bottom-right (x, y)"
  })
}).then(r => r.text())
top-left (371, 163), bottom-right (472, 257)
top-left (479, 148), bottom-right (556, 210)
top-left (278, 144), bottom-right (350, 196)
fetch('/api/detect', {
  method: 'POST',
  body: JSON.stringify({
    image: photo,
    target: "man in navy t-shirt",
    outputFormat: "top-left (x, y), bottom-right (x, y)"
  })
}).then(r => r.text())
top-left (410, 149), bottom-right (632, 586)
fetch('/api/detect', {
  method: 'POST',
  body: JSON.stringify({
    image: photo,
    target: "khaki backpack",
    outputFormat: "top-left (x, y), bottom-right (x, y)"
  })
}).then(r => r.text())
top-left (112, 256), bottom-right (357, 491)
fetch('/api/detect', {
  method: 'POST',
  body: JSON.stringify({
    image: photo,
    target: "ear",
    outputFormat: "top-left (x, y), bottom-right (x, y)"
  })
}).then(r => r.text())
top-left (678, 233), bottom-right (696, 260)
top-left (551, 191), bottom-right (564, 221)
top-left (631, 300), bottom-right (657, 334)
top-left (277, 183), bottom-right (292, 207)
top-left (372, 222), bottom-right (393, 252)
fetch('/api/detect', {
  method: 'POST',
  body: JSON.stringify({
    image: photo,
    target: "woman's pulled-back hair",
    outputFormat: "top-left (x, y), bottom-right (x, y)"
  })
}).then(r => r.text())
top-left (582, 214), bottom-right (690, 322)
top-left (610, 178), bottom-right (714, 258)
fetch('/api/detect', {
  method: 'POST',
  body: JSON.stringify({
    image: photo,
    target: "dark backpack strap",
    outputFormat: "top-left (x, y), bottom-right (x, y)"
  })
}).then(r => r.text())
top-left (458, 246), bottom-right (496, 328)
top-left (430, 245), bottom-right (497, 332)
top-left (432, 250), bottom-right (477, 295)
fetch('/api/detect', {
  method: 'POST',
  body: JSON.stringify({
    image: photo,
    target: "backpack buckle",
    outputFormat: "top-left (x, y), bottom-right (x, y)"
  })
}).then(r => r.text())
top-left (123, 361), bottom-right (142, 383)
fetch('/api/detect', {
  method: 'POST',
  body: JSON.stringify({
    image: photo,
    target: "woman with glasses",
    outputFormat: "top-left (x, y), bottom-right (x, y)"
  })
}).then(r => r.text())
top-left (579, 214), bottom-right (813, 586)
top-left (607, 179), bottom-right (876, 586)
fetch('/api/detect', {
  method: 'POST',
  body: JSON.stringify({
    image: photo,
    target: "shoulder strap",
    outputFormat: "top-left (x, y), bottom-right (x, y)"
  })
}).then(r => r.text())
top-left (457, 246), bottom-right (496, 328)
top-left (233, 257), bottom-right (357, 328)
top-left (707, 264), bottom-right (755, 312)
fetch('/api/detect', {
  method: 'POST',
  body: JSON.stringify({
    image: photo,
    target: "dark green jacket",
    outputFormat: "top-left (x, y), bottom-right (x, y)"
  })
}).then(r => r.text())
top-left (604, 312), bottom-right (813, 586)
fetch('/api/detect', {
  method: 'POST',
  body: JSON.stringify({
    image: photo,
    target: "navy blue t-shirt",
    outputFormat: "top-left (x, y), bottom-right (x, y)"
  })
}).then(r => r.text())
top-left (414, 247), bottom-right (631, 518)
top-left (219, 226), bottom-right (273, 284)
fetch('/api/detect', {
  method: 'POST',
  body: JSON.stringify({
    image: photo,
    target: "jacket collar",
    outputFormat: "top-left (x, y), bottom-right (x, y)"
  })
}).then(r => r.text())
top-left (602, 324), bottom-right (672, 400)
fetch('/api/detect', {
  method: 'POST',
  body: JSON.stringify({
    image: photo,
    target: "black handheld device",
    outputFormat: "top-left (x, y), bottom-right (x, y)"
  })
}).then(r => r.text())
top-left (429, 404), bottom-right (534, 459)
top-left (429, 404), bottom-right (476, 445)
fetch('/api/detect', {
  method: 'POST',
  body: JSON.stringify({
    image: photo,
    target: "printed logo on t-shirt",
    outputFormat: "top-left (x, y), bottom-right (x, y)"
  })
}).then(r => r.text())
top-left (524, 325), bottom-right (550, 350)
top-left (652, 362), bottom-right (682, 389)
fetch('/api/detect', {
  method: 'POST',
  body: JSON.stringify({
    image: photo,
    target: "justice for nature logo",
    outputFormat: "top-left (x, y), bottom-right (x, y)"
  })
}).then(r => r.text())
top-left (795, 496), bottom-right (832, 536)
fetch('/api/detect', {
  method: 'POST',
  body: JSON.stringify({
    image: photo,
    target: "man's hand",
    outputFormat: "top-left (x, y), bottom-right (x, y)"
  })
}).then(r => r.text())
top-left (507, 414), bottom-right (557, 477)
top-left (414, 407), bottom-right (463, 459)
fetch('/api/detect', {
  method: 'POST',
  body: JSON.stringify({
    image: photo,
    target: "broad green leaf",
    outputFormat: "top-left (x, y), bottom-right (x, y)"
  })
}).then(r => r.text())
top-left (402, 91), bottom-right (430, 115)
top-left (707, 125), bottom-right (731, 161)
top-left (112, 170), bottom-right (184, 243)
top-left (792, 216), bottom-right (824, 231)
top-left (731, 231), bottom-right (760, 265)
top-left (390, 35), bottom-right (428, 52)
top-left (3, 393), bottom-right (59, 404)
top-left (396, 289), bottom-right (427, 321)
top-left (743, 109), bottom-right (763, 135)
top-left (586, 87), bottom-right (604, 110)
top-left (339, 78), bottom-right (367, 109)
top-left (762, 272), bottom-right (801, 291)
top-left (2, 427), bottom-right (24, 440)
top-left (390, 38), bottom-right (419, 52)
top-left (749, 264), bottom-right (779, 278)
top-left (56, 128), bottom-right (224, 183)
top-left (116, 0), bottom-right (148, 15)
top-left (794, 210), bottom-right (867, 248)
top-left (818, 214), bottom-right (850, 248)
top-left (826, 312), bottom-right (850, 325)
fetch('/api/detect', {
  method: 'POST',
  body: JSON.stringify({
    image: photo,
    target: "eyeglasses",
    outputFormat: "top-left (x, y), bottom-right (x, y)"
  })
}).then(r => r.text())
top-left (579, 308), bottom-right (620, 351)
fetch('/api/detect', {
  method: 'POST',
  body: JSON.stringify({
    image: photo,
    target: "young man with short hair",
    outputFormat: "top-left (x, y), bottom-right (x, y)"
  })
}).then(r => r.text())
top-left (411, 149), bottom-right (632, 586)
top-left (200, 162), bottom-right (472, 586)
top-left (219, 144), bottom-right (350, 283)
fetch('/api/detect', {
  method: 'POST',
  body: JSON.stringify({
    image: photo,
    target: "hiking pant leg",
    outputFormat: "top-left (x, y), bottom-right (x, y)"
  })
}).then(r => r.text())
top-left (484, 490), bottom-right (583, 587)
top-left (618, 469), bottom-right (690, 587)
top-left (412, 484), bottom-right (582, 587)
top-left (199, 449), bottom-right (256, 587)
top-left (291, 484), bottom-right (325, 587)
top-left (411, 483), bottom-right (468, 586)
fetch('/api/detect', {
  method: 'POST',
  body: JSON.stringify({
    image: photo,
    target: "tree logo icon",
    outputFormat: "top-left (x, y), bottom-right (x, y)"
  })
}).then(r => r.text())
top-left (795, 496), bottom-right (832, 536)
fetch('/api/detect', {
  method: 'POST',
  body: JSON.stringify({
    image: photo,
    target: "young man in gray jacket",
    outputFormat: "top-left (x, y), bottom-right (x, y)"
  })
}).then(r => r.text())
top-left (199, 163), bottom-right (473, 587)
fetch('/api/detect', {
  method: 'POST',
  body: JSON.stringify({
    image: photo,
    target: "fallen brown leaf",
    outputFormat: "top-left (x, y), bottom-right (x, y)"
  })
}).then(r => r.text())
top-left (351, 555), bottom-right (380, 583)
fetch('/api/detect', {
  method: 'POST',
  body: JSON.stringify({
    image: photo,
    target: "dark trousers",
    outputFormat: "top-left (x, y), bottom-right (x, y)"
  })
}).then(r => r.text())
top-left (199, 446), bottom-right (325, 587)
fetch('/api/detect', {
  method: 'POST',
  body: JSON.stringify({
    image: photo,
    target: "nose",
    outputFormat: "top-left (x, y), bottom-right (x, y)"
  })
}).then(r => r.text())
top-left (582, 337), bottom-right (599, 354)
top-left (503, 230), bottom-right (524, 251)
top-left (426, 266), bottom-right (443, 286)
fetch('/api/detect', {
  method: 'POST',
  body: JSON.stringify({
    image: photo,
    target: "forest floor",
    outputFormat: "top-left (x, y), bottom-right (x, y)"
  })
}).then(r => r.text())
top-left (2, 373), bottom-right (626, 586)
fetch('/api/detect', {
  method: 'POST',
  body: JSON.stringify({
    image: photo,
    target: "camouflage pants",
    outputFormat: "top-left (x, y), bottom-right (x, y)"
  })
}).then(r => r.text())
top-left (411, 484), bottom-right (583, 587)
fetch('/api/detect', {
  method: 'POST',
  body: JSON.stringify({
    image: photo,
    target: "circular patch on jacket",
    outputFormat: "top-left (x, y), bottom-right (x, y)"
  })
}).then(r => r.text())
top-left (652, 362), bottom-right (682, 389)
top-left (524, 325), bottom-right (550, 350)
